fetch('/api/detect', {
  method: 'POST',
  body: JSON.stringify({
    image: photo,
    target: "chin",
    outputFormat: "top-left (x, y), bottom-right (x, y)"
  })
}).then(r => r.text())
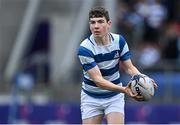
top-left (94, 34), bottom-right (102, 38)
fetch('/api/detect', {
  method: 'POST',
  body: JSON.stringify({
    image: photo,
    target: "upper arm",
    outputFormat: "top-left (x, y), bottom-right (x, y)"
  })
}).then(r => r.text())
top-left (77, 45), bottom-right (104, 84)
top-left (77, 46), bottom-right (96, 71)
top-left (119, 36), bottom-right (131, 61)
top-left (87, 65), bottom-right (103, 80)
top-left (118, 35), bottom-right (140, 75)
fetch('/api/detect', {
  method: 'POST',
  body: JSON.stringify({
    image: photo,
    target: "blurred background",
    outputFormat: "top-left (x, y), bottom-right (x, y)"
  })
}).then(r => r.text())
top-left (0, 0), bottom-right (179, 124)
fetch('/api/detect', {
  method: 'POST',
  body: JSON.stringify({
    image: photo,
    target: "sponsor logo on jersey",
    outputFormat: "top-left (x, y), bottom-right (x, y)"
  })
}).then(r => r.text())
top-left (114, 51), bottom-right (119, 59)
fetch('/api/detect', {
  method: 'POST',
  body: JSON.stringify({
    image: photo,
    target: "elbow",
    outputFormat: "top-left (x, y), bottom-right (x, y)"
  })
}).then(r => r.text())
top-left (93, 76), bottom-right (105, 88)
top-left (93, 78), bottom-right (101, 87)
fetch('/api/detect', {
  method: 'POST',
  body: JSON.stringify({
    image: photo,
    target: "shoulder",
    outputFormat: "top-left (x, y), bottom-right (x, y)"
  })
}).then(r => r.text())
top-left (79, 36), bottom-right (95, 49)
top-left (78, 38), bottom-right (94, 57)
top-left (110, 33), bottom-right (127, 47)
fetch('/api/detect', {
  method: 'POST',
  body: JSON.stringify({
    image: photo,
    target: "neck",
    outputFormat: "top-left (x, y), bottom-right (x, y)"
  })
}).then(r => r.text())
top-left (94, 34), bottom-right (111, 46)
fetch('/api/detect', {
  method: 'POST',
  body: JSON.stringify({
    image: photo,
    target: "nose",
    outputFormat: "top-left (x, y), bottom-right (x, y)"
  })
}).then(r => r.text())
top-left (94, 22), bottom-right (99, 28)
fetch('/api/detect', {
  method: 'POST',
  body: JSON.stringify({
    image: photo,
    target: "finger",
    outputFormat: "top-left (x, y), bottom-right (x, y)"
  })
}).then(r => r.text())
top-left (134, 95), bottom-right (144, 101)
top-left (136, 98), bottom-right (145, 101)
top-left (127, 81), bottom-right (132, 88)
top-left (129, 90), bottom-right (137, 97)
top-left (130, 92), bottom-right (145, 101)
top-left (151, 79), bottom-right (158, 89)
top-left (136, 95), bottom-right (144, 99)
top-left (153, 82), bottom-right (158, 90)
top-left (154, 83), bottom-right (158, 90)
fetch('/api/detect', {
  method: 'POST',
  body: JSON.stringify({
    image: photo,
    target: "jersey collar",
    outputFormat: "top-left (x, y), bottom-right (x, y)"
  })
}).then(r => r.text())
top-left (88, 33), bottom-right (114, 46)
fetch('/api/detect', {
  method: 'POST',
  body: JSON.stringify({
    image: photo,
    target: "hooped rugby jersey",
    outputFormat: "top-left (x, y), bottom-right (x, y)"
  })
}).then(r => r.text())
top-left (77, 33), bottom-right (131, 98)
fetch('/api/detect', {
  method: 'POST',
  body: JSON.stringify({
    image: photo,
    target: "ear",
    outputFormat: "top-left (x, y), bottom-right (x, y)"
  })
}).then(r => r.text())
top-left (107, 20), bottom-right (112, 27)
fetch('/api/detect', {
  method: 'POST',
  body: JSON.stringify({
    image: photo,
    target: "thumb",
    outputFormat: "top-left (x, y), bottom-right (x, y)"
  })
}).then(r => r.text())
top-left (127, 81), bottom-right (132, 88)
top-left (127, 88), bottom-right (136, 97)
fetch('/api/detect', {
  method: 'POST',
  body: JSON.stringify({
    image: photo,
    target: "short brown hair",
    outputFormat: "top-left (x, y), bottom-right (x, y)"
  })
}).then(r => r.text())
top-left (89, 6), bottom-right (110, 22)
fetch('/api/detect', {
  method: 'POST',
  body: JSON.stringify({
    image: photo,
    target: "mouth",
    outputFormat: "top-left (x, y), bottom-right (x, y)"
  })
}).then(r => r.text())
top-left (94, 31), bottom-right (100, 35)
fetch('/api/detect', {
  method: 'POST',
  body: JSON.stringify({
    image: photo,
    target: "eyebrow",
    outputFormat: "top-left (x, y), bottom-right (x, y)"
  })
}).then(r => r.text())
top-left (89, 19), bottom-right (105, 23)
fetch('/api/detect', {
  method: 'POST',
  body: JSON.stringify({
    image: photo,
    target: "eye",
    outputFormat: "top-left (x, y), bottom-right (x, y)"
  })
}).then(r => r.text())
top-left (98, 20), bottom-right (105, 24)
top-left (90, 21), bottom-right (95, 24)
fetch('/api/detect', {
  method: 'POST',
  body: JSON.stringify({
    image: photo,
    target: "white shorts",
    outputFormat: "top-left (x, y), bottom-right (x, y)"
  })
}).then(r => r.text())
top-left (81, 90), bottom-right (125, 120)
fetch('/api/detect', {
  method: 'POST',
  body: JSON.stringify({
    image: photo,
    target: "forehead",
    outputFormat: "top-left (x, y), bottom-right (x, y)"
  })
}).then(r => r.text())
top-left (89, 17), bottom-right (106, 21)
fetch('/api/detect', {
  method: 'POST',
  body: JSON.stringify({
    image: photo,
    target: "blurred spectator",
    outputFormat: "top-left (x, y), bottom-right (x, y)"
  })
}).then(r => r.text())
top-left (23, 20), bottom-right (50, 84)
top-left (162, 21), bottom-right (180, 60)
top-left (136, 0), bottom-right (167, 43)
top-left (15, 72), bottom-right (34, 91)
top-left (138, 43), bottom-right (161, 68)
top-left (23, 52), bottom-right (50, 84)
top-left (116, 1), bottom-right (144, 46)
top-left (162, 0), bottom-right (180, 22)
top-left (135, 0), bottom-right (150, 19)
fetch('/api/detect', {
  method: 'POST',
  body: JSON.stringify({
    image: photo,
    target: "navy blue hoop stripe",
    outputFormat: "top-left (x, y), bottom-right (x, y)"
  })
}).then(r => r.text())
top-left (82, 62), bottom-right (97, 71)
top-left (78, 46), bottom-right (94, 57)
top-left (119, 35), bottom-right (126, 54)
top-left (120, 51), bottom-right (131, 61)
top-left (94, 50), bottom-right (120, 63)
top-left (100, 63), bottom-right (119, 76)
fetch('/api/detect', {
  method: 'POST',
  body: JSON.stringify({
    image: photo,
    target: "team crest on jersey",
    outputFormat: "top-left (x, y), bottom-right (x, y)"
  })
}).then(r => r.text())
top-left (114, 51), bottom-right (120, 59)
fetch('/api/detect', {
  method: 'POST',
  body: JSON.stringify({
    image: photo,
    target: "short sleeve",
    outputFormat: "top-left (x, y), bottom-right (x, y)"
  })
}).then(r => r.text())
top-left (77, 46), bottom-right (97, 71)
top-left (119, 36), bottom-right (131, 61)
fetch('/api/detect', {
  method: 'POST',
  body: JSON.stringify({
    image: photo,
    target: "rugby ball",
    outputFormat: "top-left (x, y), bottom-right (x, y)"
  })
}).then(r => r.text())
top-left (130, 74), bottom-right (154, 101)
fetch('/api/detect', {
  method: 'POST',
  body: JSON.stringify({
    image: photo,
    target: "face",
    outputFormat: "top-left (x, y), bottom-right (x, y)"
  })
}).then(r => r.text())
top-left (89, 17), bottom-right (111, 38)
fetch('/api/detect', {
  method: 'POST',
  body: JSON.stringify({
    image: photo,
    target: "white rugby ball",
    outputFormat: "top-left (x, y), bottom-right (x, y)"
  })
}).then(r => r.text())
top-left (130, 74), bottom-right (154, 101)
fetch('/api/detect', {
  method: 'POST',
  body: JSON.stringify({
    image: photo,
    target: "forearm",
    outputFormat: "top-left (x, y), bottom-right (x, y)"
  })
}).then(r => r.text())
top-left (121, 59), bottom-right (141, 76)
top-left (126, 65), bottom-right (141, 76)
top-left (93, 75), bottom-right (126, 93)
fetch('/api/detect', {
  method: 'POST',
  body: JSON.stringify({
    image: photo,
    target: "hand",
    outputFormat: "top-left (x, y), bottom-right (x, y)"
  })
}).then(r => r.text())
top-left (139, 74), bottom-right (158, 90)
top-left (134, 74), bottom-right (158, 90)
top-left (151, 79), bottom-right (158, 90)
top-left (124, 82), bottom-right (145, 101)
